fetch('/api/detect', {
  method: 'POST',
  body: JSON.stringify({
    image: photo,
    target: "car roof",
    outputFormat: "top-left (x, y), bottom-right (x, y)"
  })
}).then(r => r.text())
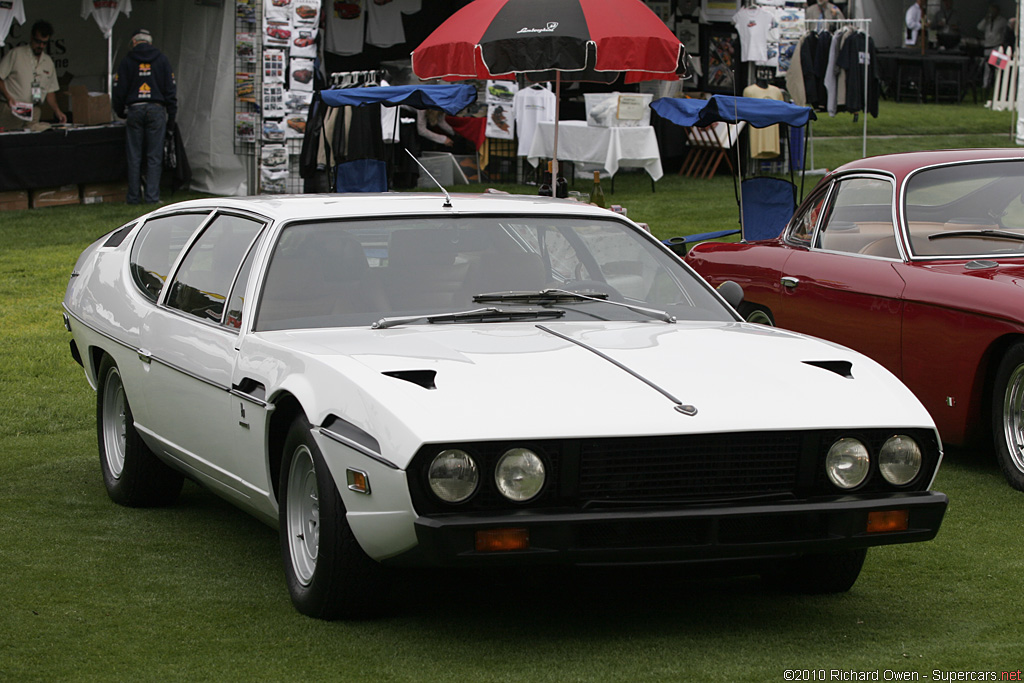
top-left (142, 193), bottom-right (619, 223)
top-left (832, 148), bottom-right (1024, 181)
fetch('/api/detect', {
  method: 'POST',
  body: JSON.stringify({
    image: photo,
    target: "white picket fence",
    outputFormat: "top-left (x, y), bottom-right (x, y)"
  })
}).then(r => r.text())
top-left (988, 47), bottom-right (1019, 112)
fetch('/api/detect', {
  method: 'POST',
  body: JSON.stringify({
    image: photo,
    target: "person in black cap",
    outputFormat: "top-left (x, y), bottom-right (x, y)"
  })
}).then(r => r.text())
top-left (113, 29), bottom-right (177, 204)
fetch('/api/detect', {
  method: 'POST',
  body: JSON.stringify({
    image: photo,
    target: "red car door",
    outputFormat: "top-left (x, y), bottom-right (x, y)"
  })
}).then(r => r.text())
top-left (775, 175), bottom-right (908, 377)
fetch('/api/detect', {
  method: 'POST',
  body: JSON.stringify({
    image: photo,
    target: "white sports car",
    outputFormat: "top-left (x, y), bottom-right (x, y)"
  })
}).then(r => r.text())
top-left (63, 193), bottom-right (947, 619)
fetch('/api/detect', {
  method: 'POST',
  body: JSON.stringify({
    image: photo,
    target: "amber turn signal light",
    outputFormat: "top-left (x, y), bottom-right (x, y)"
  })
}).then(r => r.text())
top-left (475, 528), bottom-right (529, 552)
top-left (866, 509), bottom-right (909, 534)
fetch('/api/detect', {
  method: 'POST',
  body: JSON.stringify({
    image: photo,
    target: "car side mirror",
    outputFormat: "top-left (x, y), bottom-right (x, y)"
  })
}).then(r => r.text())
top-left (716, 280), bottom-right (744, 310)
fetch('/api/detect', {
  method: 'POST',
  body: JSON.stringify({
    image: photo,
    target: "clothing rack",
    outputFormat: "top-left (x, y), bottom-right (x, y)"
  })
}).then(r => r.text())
top-left (329, 70), bottom-right (386, 89)
top-left (798, 17), bottom-right (873, 164)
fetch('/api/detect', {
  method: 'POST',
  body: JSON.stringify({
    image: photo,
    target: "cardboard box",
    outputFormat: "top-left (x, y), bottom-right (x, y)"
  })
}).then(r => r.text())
top-left (81, 181), bottom-right (127, 205)
top-left (31, 185), bottom-right (81, 208)
top-left (68, 85), bottom-right (111, 125)
top-left (0, 190), bottom-right (29, 211)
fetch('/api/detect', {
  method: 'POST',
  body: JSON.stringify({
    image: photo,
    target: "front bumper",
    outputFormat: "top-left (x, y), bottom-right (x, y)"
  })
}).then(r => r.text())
top-left (400, 491), bottom-right (947, 566)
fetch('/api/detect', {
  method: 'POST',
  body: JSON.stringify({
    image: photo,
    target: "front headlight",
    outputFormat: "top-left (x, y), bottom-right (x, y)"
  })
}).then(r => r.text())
top-left (825, 437), bottom-right (870, 489)
top-left (879, 435), bottom-right (922, 485)
top-left (428, 449), bottom-right (479, 503)
top-left (494, 448), bottom-right (546, 502)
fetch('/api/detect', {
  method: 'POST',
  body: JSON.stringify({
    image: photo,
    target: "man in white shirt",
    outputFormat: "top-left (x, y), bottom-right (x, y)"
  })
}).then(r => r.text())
top-left (904, 0), bottom-right (926, 47)
top-left (0, 19), bottom-right (67, 129)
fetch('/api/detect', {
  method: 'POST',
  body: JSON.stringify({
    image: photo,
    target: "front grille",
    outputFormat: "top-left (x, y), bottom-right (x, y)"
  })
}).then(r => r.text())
top-left (577, 432), bottom-right (802, 503)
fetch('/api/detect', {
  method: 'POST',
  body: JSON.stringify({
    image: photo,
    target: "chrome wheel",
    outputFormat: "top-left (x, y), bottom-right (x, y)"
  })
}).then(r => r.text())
top-left (285, 444), bottom-right (320, 586)
top-left (101, 366), bottom-right (127, 479)
top-left (1001, 363), bottom-right (1024, 475)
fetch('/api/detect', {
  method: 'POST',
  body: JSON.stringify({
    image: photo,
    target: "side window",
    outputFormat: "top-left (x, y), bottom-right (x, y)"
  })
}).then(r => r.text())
top-left (224, 241), bottom-right (259, 330)
top-left (129, 213), bottom-right (210, 302)
top-left (166, 214), bottom-right (264, 323)
top-left (786, 190), bottom-right (828, 246)
top-left (817, 177), bottom-right (896, 257)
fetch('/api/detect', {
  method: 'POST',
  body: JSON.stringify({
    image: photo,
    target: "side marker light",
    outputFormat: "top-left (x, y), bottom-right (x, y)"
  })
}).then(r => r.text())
top-left (475, 528), bottom-right (529, 552)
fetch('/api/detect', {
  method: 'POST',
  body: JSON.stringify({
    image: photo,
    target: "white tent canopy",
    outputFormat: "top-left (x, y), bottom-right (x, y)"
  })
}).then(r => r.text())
top-left (7, 0), bottom-right (245, 195)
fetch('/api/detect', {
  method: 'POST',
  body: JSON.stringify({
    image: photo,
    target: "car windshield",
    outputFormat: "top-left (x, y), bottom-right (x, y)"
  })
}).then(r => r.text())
top-left (254, 215), bottom-right (732, 331)
top-left (905, 160), bottom-right (1024, 257)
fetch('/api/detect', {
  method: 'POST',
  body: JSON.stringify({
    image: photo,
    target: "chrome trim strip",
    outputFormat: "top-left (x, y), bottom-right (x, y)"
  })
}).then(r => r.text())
top-left (229, 388), bottom-right (270, 409)
top-left (317, 427), bottom-right (399, 470)
top-left (536, 324), bottom-right (697, 415)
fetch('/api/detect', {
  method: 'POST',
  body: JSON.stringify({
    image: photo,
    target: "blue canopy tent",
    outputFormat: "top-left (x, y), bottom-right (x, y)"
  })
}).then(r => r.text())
top-left (650, 95), bottom-right (816, 252)
top-left (310, 84), bottom-right (478, 192)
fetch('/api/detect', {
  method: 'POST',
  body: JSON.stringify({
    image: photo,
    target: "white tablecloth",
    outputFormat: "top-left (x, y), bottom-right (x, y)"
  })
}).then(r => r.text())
top-left (526, 120), bottom-right (663, 181)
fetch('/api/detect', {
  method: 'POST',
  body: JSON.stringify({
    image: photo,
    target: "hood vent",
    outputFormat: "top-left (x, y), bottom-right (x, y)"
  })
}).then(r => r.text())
top-left (803, 360), bottom-right (853, 379)
top-left (383, 369), bottom-right (437, 390)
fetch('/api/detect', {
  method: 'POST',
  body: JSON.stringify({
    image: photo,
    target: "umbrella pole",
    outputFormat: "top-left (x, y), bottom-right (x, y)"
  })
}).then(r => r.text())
top-left (552, 72), bottom-right (561, 181)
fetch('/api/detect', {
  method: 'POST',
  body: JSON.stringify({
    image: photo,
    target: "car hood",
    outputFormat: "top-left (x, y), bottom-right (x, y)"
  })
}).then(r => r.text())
top-left (261, 321), bottom-right (934, 463)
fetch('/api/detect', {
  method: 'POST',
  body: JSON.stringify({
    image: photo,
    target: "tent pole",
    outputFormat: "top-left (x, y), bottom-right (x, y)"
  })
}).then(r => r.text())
top-left (108, 36), bottom-right (112, 96)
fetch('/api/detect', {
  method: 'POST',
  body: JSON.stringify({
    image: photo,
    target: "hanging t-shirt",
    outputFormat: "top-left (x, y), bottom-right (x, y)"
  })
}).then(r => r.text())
top-left (325, 0), bottom-right (365, 56)
top-left (742, 83), bottom-right (784, 159)
top-left (732, 7), bottom-right (774, 64)
top-left (512, 84), bottom-right (555, 156)
top-left (366, 0), bottom-right (405, 49)
top-left (80, 0), bottom-right (132, 39)
top-left (0, 0), bottom-right (25, 44)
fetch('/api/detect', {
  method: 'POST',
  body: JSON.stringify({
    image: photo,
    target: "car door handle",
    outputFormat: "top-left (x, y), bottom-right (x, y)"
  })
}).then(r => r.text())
top-left (137, 348), bottom-right (153, 364)
top-left (781, 276), bottom-right (800, 289)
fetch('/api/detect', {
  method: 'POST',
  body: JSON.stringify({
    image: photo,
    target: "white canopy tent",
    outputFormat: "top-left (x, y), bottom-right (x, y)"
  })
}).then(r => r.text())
top-left (7, 0), bottom-right (246, 195)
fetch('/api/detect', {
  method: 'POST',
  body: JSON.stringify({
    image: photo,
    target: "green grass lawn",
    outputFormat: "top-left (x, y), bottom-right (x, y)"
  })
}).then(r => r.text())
top-left (3, 101), bottom-right (1024, 680)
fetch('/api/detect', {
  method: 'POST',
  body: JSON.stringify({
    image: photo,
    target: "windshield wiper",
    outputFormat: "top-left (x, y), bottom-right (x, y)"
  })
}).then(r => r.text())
top-left (473, 289), bottom-right (609, 303)
top-left (474, 288), bottom-right (676, 324)
top-left (371, 306), bottom-right (565, 329)
top-left (928, 229), bottom-right (1024, 242)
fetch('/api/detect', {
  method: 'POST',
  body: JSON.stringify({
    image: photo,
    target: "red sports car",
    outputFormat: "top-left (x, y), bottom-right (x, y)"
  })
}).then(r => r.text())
top-left (685, 149), bottom-right (1024, 490)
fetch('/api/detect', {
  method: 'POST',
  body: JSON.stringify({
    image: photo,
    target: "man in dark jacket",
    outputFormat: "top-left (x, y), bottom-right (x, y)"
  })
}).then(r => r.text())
top-left (113, 29), bottom-right (177, 204)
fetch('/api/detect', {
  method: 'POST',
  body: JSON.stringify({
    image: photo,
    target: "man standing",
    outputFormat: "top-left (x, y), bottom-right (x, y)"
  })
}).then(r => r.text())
top-left (0, 20), bottom-right (67, 130)
top-left (113, 29), bottom-right (177, 205)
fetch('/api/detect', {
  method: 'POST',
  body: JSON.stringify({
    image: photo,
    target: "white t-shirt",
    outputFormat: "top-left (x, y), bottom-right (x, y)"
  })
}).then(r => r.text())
top-left (732, 7), bottom-right (774, 64)
top-left (366, 0), bottom-right (405, 49)
top-left (0, 0), bottom-right (25, 44)
top-left (81, 0), bottom-right (132, 39)
top-left (325, 0), bottom-right (365, 56)
top-left (512, 84), bottom-right (555, 157)
top-left (904, 3), bottom-right (923, 46)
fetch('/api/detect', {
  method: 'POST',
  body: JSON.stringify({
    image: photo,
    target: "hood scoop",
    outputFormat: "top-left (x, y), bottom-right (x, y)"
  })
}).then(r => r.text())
top-left (802, 360), bottom-right (853, 379)
top-left (382, 369), bottom-right (437, 390)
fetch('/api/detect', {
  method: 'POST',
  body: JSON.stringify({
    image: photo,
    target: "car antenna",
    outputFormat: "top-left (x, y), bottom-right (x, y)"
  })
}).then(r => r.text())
top-left (404, 148), bottom-right (452, 208)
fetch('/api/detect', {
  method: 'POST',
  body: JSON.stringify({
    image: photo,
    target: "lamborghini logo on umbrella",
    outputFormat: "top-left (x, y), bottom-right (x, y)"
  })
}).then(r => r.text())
top-left (517, 22), bottom-right (559, 34)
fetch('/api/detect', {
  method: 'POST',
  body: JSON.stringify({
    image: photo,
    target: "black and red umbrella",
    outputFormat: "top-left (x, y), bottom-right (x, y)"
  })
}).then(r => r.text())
top-left (411, 0), bottom-right (686, 177)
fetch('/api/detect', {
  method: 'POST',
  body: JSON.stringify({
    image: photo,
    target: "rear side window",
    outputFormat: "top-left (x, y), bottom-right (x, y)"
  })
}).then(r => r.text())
top-left (166, 214), bottom-right (264, 323)
top-left (130, 213), bottom-right (210, 302)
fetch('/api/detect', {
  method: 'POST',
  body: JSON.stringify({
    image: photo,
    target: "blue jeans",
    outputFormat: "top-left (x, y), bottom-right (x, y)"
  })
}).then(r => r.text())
top-left (125, 103), bottom-right (168, 204)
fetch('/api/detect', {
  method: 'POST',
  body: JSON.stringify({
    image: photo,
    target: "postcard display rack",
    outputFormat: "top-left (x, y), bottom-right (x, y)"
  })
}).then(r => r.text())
top-left (235, 0), bottom-right (319, 194)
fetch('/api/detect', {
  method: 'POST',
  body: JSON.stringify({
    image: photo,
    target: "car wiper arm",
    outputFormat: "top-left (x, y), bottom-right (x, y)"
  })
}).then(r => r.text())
top-left (928, 229), bottom-right (1024, 242)
top-left (473, 288), bottom-right (675, 323)
top-left (472, 289), bottom-right (609, 303)
top-left (371, 306), bottom-right (565, 329)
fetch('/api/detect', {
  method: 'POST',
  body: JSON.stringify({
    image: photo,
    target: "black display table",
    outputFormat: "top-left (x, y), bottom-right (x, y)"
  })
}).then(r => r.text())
top-left (0, 124), bottom-right (126, 191)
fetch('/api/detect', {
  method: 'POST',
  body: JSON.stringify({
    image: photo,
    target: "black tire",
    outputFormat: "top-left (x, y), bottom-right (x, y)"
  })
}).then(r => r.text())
top-left (278, 415), bottom-right (388, 619)
top-left (991, 342), bottom-right (1024, 491)
top-left (761, 548), bottom-right (867, 594)
top-left (738, 302), bottom-right (774, 326)
top-left (96, 355), bottom-right (183, 507)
